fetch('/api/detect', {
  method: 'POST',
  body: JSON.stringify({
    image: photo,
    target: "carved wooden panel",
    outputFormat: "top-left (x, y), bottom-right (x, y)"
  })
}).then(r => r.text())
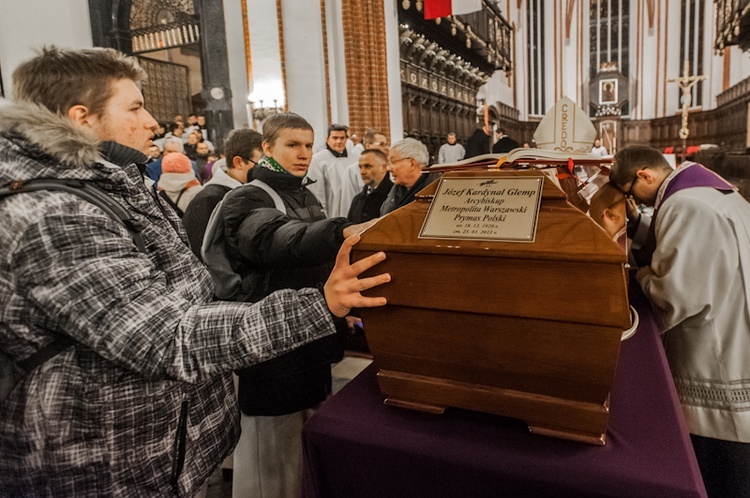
top-left (137, 57), bottom-right (191, 124)
top-left (130, 0), bottom-right (200, 53)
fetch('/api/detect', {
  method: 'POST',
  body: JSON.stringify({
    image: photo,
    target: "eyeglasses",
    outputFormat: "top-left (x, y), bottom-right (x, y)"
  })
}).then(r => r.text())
top-left (371, 142), bottom-right (390, 148)
top-left (625, 169), bottom-right (644, 198)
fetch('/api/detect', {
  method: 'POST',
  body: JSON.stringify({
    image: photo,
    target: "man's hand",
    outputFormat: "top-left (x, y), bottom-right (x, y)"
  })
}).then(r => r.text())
top-left (625, 197), bottom-right (640, 223)
top-left (345, 316), bottom-right (363, 330)
top-left (324, 235), bottom-right (390, 317)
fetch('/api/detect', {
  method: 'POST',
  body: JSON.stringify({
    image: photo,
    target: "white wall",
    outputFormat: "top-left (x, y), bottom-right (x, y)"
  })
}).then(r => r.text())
top-left (247, 0), bottom-right (285, 127)
top-left (0, 0), bottom-right (92, 97)
top-left (225, 0), bottom-right (251, 128)
top-left (636, 3), bottom-right (660, 119)
top-left (728, 45), bottom-right (750, 87)
top-left (559, 3), bottom-right (580, 107)
top-left (281, 0), bottom-right (329, 148)
top-left (383, 0), bottom-right (403, 141)
top-left (325, 0), bottom-right (349, 126)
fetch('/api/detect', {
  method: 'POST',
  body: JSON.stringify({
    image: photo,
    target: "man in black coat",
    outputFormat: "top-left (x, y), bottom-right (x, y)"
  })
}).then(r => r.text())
top-left (218, 113), bottom-right (373, 496)
top-left (465, 125), bottom-right (491, 157)
top-left (348, 149), bottom-right (392, 223)
top-left (492, 129), bottom-right (519, 154)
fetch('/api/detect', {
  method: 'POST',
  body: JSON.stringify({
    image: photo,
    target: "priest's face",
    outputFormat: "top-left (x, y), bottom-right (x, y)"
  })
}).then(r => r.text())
top-left (326, 130), bottom-right (347, 153)
top-left (620, 168), bottom-right (663, 207)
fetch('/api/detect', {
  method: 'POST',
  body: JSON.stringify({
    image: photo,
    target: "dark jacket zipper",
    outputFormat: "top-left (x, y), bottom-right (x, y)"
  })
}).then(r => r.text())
top-left (170, 399), bottom-right (190, 496)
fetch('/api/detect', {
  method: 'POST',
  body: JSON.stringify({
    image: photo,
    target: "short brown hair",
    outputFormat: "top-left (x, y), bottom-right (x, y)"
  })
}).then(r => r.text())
top-left (610, 145), bottom-right (671, 190)
top-left (359, 149), bottom-right (387, 164)
top-left (588, 183), bottom-right (624, 227)
top-left (261, 112), bottom-right (314, 146)
top-left (12, 46), bottom-right (146, 117)
top-left (224, 128), bottom-right (263, 168)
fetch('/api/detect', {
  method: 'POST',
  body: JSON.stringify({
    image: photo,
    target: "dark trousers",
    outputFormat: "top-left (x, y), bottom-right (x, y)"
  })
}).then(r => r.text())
top-left (691, 434), bottom-right (750, 497)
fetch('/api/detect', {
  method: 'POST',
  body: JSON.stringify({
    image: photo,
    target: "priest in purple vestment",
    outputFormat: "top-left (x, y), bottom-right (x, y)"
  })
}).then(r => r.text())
top-left (610, 145), bottom-right (750, 498)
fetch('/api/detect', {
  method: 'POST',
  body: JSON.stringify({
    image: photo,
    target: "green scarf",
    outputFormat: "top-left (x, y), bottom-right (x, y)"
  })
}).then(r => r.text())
top-left (258, 155), bottom-right (288, 174)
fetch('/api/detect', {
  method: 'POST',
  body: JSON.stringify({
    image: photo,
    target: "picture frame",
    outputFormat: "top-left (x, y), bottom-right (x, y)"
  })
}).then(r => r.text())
top-left (599, 78), bottom-right (618, 104)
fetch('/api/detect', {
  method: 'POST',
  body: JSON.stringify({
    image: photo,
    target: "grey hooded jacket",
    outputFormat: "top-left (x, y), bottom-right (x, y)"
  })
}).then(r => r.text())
top-left (0, 99), bottom-right (336, 497)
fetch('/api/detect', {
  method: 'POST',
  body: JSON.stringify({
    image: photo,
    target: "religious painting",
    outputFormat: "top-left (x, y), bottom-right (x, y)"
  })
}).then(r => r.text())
top-left (599, 79), bottom-right (618, 104)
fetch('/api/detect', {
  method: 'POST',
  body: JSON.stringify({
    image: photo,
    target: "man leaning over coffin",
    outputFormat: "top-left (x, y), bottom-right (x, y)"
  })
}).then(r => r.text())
top-left (588, 182), bottom-right (652, 268)
top-left (610, 145), bottom-right (750, 498)
top-left (0, 46), bottom-right (390, 497)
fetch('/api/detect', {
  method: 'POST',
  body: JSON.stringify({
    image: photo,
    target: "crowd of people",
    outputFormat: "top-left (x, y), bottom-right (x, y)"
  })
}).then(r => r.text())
top-left (0, 47), bottom-right (389, 498)
top-left (0, 46), bottom-right (748, 498)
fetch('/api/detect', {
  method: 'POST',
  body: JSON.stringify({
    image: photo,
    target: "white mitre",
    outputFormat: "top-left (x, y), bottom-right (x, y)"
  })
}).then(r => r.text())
top-left (533, 97), bottom-right (597, 153)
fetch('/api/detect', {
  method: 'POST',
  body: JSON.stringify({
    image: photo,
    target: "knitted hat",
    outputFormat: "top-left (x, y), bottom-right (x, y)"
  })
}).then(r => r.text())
top-left (162, 153), bottom-right (192, 174)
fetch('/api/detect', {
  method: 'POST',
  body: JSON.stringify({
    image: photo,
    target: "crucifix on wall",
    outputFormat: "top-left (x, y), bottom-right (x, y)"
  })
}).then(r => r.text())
top-left (668, 60), bottom-right (705, 162)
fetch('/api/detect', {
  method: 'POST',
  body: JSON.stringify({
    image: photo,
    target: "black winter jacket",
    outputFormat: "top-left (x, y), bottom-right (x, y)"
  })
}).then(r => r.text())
top-left (380, 171), bottom-right (442, 216)
top-left (222, 166), bottom-right (351, 415)
top-left (347, 176), bottom-right (393, 223)
top-left (183, 183), bottom-right (231, 259)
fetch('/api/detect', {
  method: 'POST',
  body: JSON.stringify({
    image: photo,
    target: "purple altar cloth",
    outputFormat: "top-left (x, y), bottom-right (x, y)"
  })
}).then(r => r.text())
top-left (302, 287), bottom-right (707, 497)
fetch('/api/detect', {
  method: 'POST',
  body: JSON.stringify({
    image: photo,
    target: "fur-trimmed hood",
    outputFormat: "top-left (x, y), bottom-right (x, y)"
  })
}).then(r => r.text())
top-left (0, 98), bottom-right (101, 169)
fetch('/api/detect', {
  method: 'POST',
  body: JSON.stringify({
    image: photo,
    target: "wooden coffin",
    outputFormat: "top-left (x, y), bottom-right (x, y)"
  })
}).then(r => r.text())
top-left (352, 169), bottom-right (631, 445)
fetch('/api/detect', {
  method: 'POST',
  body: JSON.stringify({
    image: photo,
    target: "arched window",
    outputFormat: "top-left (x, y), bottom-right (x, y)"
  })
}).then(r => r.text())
top-left (589, 0), bottom-right (630, 79)
top-left (679, 0), bottom-right (705, 107)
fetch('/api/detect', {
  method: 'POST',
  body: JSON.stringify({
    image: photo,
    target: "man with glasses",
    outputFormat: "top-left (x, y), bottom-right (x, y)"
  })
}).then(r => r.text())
top-left (183, 128), bottom-right (263, 259)
top-left (380, 137), bottom-right (442, 215)
top-left (610, 145), bottom-right (750, 498)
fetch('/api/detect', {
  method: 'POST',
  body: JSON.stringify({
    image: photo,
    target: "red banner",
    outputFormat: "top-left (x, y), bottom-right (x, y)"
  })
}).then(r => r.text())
top-left (424, 0), bottom-right (452, 20)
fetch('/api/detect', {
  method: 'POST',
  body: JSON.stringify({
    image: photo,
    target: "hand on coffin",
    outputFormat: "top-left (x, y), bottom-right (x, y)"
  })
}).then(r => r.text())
top-left (324, 234), bottom-right (390, 317)
top-left (343, 218), bottom-right (379, 239)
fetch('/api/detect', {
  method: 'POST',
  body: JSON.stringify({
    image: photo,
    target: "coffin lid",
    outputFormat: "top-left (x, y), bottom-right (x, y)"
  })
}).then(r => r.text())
top-left (356, 170), bottom-right (626, 264)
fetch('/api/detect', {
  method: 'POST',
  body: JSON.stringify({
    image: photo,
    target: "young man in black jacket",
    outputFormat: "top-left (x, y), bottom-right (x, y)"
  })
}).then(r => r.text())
top-left (219, 113), bottom-right (373, 497)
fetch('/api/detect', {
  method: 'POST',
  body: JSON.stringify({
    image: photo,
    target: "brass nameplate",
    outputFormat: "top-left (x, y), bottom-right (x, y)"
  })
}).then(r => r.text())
top-left (419, 176), bottom-right (543, 242)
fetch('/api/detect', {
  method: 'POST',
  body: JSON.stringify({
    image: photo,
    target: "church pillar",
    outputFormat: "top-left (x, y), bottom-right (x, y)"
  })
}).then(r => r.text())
top-left (195, 0), bottom-right (234, 151)
top-left (88, 0), bottom-right (132, 54)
